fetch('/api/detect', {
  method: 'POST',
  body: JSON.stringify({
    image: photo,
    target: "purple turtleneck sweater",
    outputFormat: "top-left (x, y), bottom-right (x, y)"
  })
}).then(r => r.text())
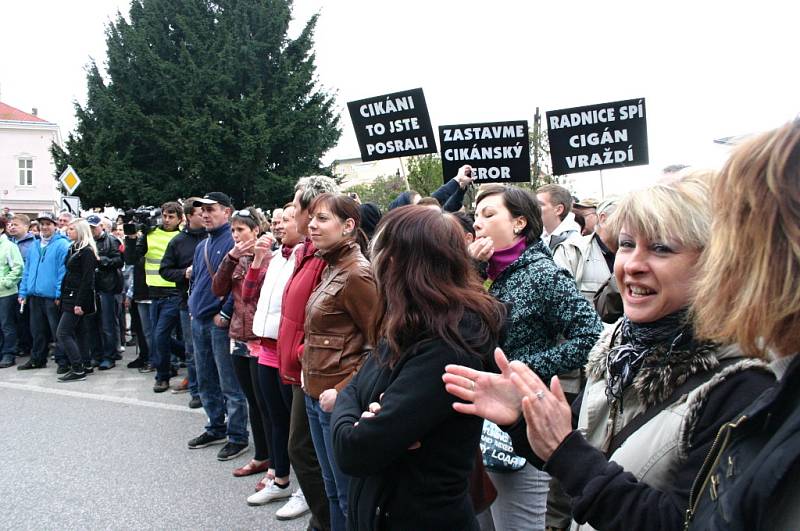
top-left (487, 237), bottom-right (527, 280)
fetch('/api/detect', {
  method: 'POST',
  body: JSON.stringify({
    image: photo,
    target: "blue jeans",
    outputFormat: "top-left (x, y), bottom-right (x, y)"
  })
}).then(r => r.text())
top-left (0, 294), bottom-right (18, 357)
top-left (28, 296), bottom-right (64, 366)
top-left (96, 291), bottom-right (120, 362)
top-left (149, 296), bottom-right (183, 383)
top-left (191, 314), bottom-right (248, 445)
top-left (306, 395), bottom-right (349, 531)
top-left (180, 309), bottom-right (198, 397)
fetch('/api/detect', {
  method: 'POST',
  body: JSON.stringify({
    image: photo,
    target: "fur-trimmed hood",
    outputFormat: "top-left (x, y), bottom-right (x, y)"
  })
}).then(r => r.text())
top-left (586, 319), bottom-right (757, 410)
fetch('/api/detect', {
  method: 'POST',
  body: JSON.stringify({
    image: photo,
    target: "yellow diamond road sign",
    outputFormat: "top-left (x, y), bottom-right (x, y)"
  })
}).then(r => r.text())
top-left (59, 165), bottom-right (81, 195)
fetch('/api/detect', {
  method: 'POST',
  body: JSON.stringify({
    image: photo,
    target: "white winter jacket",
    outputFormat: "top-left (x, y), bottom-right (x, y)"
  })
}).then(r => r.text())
top-left (251, 245), bottom-right (298, 339)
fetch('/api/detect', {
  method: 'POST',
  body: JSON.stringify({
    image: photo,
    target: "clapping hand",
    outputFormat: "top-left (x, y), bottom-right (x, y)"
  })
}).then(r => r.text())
top-left (443, 347), bottom-right (522, 426)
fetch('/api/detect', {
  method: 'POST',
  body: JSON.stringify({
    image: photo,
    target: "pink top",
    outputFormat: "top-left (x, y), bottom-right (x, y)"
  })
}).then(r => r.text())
top-left (248, 338), bottom-right (279, 368)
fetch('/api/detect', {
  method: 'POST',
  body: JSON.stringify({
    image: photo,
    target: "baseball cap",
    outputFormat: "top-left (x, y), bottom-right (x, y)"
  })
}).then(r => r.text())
top-left (86, 214), bottom-right (102, 227)
top-left (574, 197), bottom-right (600, 209)
top-left (36, 212), bottom-right (57, 223)
top-left (193, 192), bottom-right (233, 208)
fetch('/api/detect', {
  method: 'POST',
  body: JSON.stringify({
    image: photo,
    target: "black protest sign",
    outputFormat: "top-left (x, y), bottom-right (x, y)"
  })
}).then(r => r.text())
top-left (438, 120), bottom-right (530, 183)
top-left (546, 98), bottom-right (648, 175)
top-left (347, 88), bottom-right (438, 162)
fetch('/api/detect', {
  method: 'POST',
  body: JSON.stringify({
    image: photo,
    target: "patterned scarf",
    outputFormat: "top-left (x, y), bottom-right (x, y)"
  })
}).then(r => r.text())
top-left (606, 308), bottom-right (693, 409)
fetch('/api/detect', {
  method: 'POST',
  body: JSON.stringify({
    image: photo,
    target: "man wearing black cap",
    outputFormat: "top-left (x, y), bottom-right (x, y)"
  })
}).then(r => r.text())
top-left (17, 213), bottom-right (71, 371)
top-left (186, 192), bottom-right (250, 461)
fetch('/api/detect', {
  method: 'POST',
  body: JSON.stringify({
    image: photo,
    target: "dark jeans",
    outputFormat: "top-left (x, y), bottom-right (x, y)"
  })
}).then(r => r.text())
top-left (289, 384), bottom-right (331, 531)
top-left (94, 291), bottom-right (120, 362)
top-left (258, 363), bottom-right (293, 478)
top-left (232, 354), bottom-right (271, 462)
top-left (0, 294), bottom-right (18, 357)
top-left (28, 296), bottom-right (64, 366)
top-left (191, 314), bottom-right (248, 444)
top-left (180, 309), bottom-right (198, 397)
top-left (56, 311), bottom-right (91, 368)
top-left (15, 297), bottom-right (32, 354)
top-left (129, 301), bottom-right (149, 361)
top-left (150, 296), bottom-right (183, 383)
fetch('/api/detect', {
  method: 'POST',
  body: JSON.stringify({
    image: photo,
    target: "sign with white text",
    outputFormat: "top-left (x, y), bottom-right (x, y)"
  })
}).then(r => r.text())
top-left (347, 88), bottom-right (438, 162)
top-left (438, 120), bottom-right (530, 183)
top-left (546, 98), bottom-right (648, 175)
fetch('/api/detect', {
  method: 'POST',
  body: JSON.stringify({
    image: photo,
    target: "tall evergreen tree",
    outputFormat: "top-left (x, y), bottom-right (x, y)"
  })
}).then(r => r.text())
top-left (53, 0), bottom-right (340, 208)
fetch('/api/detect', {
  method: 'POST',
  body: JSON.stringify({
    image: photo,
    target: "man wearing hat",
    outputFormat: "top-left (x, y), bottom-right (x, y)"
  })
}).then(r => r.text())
top-left (186, 192), bottom-right (250, 461)
top-left (17, 212), bottom-right (71, 371)
top-left (87, 214), bottom-right (124, 370)
top-left (573, 197), bottom-right (600, 236)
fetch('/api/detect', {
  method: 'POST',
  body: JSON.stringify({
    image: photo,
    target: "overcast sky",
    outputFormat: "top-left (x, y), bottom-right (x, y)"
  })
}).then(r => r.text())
top-left (1, 0), bottom-right (797, 198)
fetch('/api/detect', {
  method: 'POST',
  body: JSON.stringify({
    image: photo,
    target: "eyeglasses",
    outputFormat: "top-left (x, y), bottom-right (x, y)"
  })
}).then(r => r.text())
top-left (233, 209), bottom-right (253, 218)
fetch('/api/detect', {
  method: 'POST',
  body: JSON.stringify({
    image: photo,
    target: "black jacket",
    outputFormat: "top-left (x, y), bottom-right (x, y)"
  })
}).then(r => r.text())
top-left (94, 232), bottom-right (123, 293)
top-left (505, 364), bottom-right (773, 531)
top-left (60, 245), bottom-right (97, 314)
top-left (332, 313), bottom-right (495, 531)
top-left (159, 227), bottom-right (206, 309)
top-left (686, 355), bottom-right (800, 530)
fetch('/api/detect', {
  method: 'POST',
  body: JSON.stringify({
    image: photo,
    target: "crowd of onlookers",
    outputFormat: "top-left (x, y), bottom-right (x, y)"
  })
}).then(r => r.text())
top-left (2, 120), bottom-right (799, 530)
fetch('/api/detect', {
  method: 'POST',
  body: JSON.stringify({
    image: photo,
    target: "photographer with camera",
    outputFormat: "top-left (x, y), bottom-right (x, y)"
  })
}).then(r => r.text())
top-left (123, 202), bottom-right (184, 392)
top-left (86, 215), bottom-right (124, 371)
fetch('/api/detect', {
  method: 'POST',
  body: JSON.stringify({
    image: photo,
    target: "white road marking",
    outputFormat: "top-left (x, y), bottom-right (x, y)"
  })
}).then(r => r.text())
top-left (0, 382), bottom-right (205, 414)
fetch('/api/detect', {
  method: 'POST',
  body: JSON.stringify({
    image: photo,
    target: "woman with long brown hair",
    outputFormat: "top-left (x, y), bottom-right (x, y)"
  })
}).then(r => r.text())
top-left (332, 205), bottom-right (505, 530)
top-left (302, 193), bottom-right (378, 531)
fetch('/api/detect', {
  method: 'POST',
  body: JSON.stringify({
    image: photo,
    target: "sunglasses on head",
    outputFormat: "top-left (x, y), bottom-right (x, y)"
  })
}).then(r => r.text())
top-left (233, 209), bottom-right (253, 218)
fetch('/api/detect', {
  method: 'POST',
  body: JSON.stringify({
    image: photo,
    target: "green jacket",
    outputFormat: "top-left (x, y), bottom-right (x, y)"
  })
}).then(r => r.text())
top-left (0, 234), bottom-right (23, 297)
top-left (488, 239), bottom-right (602, 382)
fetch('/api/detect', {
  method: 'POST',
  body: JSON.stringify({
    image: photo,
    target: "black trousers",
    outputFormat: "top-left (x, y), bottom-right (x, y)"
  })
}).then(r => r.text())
top-left (257, 363), bottom-right (293, 477)
top-left (56, 311), bottom-right (91, 369)
top-left (289, 384), bottom-right (331, 531)
top-left (231, 354), bottom-right (272, 461)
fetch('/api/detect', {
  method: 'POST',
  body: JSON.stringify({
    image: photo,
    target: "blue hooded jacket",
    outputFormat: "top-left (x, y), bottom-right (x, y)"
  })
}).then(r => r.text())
top-left (11, 232), bottom-right (38, 262)
top-left (188, 223), bottom-right (234, 319)
top-left (19, 231), bottom-right (70, 299)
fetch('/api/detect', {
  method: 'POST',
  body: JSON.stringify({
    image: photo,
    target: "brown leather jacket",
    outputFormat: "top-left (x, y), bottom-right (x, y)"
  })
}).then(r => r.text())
top-left (302, 239), bottom-right (378, 399)
top-left (212, 253), bottom-right (258, 342)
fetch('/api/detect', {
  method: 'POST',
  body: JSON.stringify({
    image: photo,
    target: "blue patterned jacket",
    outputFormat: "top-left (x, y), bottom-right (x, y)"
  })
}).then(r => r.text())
top-left (488, 240), bottom-right (602, 381)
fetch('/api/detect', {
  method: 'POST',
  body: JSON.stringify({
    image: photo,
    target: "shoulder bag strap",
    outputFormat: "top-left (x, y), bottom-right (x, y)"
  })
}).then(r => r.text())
top-left (202, 238), bottom-right (216, 275)
top-left (605, 358), bottom-right (739, 458)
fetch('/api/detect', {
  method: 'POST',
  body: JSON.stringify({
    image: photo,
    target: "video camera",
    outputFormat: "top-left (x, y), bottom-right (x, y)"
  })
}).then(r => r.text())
top-left (122, 206), bottom-right (162, 235)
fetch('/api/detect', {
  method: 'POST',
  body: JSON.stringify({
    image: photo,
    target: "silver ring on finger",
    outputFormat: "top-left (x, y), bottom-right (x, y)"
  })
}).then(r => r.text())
top-left (535, 390), bottom-right (545, 400)
top-left (470, 380), bottom-right (475, 392)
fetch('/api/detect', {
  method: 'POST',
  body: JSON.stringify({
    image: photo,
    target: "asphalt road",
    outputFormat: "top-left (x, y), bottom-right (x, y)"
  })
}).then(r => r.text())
top-left (0, 347), bottom-right (311, 531)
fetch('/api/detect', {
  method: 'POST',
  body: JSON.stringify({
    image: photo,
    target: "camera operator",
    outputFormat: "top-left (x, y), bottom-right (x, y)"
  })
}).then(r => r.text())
top-left (158, 198), bottom-right (206, 406)
top-left (86, 215), bottom-right (124, 370)
top-left (123, 202), bottom-right (184, 392)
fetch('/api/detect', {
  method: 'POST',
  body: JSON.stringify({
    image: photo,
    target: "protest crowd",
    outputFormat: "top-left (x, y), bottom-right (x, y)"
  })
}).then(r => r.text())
top-left (1, 120), bottom-right (798, 531)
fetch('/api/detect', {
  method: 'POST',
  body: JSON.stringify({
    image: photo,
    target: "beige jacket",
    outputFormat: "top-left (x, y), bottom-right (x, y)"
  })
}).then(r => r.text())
top-left (553, 232), bottom-right (612, 302)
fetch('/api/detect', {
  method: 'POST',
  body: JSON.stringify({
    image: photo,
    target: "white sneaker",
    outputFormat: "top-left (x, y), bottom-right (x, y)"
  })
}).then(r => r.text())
top-left (246, 481), bottom-right (292, 506)
top-left (275, 488), bottom-right (310, 520)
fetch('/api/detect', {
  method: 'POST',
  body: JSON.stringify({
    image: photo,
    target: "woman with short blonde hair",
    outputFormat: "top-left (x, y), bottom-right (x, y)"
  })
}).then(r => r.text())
top-left (686, 121), bottom-right (800, 529)
top-left (446, 174), bottom-right (775, 530)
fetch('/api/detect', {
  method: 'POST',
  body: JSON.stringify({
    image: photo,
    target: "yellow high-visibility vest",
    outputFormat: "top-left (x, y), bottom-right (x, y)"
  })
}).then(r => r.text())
top-left (144, 228), bottom-right (180, 288)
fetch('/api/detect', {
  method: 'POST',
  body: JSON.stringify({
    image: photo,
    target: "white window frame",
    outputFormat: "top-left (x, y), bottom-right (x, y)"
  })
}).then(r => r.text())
top-left (18, 158), bottom-right (33, 187)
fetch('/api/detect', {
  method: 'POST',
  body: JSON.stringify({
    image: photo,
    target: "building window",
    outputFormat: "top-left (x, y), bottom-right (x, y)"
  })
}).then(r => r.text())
top-left (18, 158), bottom-right (33, 186)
